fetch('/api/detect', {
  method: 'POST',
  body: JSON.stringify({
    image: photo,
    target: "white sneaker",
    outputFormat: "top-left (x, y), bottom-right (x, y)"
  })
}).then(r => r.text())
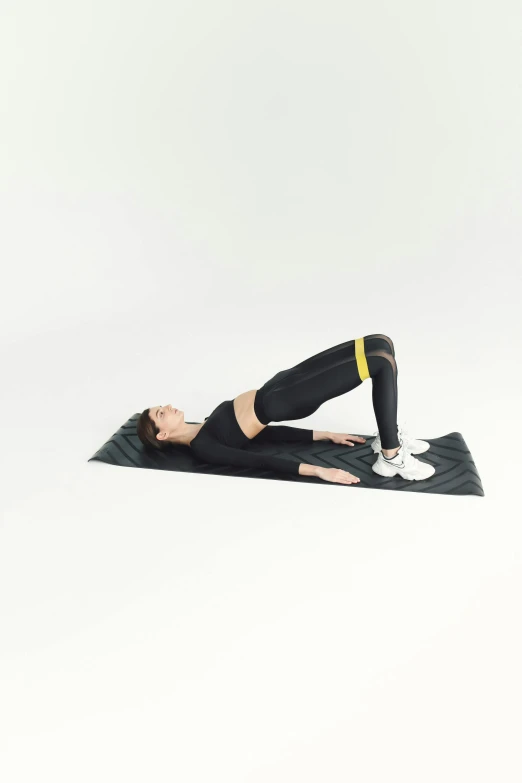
top-left (371, 420), bottom-right (430, 455)
top-left (372, 439), bottom-right (435, 481)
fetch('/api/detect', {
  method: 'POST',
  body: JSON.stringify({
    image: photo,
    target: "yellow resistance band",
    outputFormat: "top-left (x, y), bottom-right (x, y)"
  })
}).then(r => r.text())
top-left (355, 337), bottom-right (370, 381)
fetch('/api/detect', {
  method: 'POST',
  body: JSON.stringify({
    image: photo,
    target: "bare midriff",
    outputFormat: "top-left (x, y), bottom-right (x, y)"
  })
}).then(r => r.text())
top-left (233, 389), bottom-right (268, 439)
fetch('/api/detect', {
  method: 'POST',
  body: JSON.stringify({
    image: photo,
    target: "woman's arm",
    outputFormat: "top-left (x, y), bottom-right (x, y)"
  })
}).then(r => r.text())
top-left (253, 425), bottom-right (330, 443)
top-left (298, 463), bottom-right (320, 476)
top-left (191, 430), bottom-right (316, 476)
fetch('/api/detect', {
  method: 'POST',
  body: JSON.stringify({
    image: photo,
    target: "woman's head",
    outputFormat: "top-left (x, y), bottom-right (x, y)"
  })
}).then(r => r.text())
top-left (137, 404), bottom-right (185, 450)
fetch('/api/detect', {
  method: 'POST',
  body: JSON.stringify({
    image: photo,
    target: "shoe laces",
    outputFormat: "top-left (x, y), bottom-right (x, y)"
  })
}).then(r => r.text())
top-left (397, 419), bottom-right (410, 443)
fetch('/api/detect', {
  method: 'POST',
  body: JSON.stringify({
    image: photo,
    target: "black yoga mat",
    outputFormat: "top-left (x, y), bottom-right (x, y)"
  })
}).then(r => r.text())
top-left (88, 415), bottom-right (484, 497)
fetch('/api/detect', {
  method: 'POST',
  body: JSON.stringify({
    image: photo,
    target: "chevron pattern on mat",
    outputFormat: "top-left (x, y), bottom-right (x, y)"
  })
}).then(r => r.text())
top-left (88, 416), bottom-right (484, 497)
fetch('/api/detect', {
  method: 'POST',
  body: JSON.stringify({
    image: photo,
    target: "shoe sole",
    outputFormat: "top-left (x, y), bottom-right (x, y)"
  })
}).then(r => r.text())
top-left (372, 459), bottom-right (435, 481)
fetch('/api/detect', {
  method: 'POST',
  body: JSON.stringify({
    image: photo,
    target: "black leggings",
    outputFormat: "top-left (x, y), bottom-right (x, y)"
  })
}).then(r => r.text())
top-left (254, 334), bottom-right (400, 450)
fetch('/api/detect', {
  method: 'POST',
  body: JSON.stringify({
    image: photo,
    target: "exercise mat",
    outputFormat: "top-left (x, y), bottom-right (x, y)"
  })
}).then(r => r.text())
top-left (88, 415), bottom-right (484, 497)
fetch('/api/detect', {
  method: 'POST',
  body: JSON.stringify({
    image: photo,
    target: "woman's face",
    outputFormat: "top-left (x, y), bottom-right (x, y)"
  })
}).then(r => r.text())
top-left (149, 404), bottom-right (184, 438)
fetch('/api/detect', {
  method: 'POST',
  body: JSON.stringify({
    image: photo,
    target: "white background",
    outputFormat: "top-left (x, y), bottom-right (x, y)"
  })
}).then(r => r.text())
top-left (1, 1), bottom-right (521, 781)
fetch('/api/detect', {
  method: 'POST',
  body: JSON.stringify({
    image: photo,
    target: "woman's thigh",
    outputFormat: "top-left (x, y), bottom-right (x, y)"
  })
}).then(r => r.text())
top-left (256, 334), bottom-right (395, 422)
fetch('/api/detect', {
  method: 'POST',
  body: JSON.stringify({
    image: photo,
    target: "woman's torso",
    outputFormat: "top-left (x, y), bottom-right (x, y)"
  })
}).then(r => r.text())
top-left (233, 389), bottom-right (267, 438)
top-left (190, 389), bottom-right (267, 446)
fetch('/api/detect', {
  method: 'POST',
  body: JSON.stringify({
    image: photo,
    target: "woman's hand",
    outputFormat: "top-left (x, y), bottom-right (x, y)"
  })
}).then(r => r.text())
top-left (329, 433), bottom-right (366, 447)
top-left (316, 467), bottom-right (360, 484)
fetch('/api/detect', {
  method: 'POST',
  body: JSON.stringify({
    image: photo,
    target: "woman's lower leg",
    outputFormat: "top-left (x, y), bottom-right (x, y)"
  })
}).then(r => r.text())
top-left (366, 348), bottom-right (400, 450)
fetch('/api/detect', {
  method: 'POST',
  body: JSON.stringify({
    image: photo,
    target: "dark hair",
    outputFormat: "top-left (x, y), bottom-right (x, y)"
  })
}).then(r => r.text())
top-left (137, 408), bottom-right (170, 451)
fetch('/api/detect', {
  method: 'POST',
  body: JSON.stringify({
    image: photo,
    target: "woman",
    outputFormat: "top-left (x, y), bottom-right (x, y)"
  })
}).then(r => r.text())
top-left (137, 334), bottom-right (435, 484)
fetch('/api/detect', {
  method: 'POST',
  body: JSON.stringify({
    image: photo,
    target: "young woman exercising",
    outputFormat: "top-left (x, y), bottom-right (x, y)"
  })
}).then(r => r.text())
top-left (137, 334), bottom-right (435, 484)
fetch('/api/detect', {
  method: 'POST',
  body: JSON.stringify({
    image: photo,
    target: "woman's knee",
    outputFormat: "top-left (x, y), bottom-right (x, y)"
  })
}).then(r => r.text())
top-left (365, 334), bottom-right (395, 357)
top-left (365, 349), bottom-right (397, 379)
